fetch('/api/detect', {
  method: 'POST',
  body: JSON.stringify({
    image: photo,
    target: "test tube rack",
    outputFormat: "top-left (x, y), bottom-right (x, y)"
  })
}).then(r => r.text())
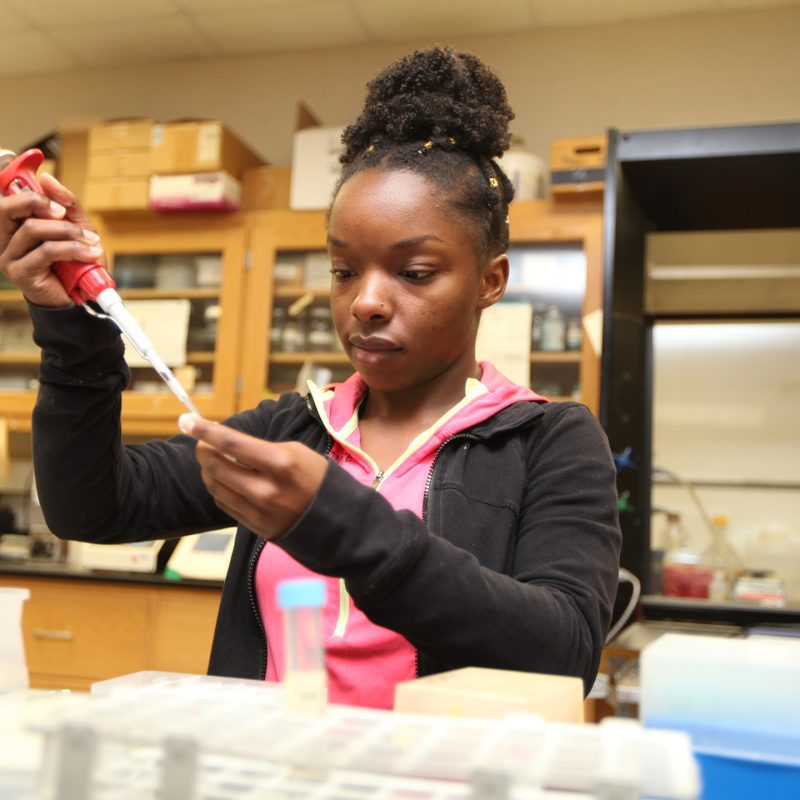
top-left (27, 671), bottom-right (701, 800)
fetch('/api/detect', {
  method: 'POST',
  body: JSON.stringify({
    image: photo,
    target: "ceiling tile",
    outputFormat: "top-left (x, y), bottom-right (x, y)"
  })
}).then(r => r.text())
top-left (46, 17), bottom-right (216, 68)
top-left (353, 0), bottom-right (534, 40)
top-left (0, 0), bottom-right (38, 32)
top-left (192, 1), bottom-right (368, 55)
top-left (5, 0), bottom-right (180, 28)
top-left (526, 0), bottom-right (720, 26)
top-left (172, 0), bottom-right (327, 11)
top-left (0, 29), bottom-right (77, 76)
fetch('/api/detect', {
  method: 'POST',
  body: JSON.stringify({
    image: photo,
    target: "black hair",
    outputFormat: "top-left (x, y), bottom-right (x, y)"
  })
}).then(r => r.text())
top-left (333, 47), bottom-right (515, 257)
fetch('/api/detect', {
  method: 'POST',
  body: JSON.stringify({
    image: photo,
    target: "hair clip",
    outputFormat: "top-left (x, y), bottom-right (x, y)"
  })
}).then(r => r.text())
top-left (366, 144), bottom-right (375, 153)
top-left (448, 137), bottom-right (457, 146)
top-left (488, 176), bottom-right (499, 188)
top-left (423, 140), bottom-right (433, 150)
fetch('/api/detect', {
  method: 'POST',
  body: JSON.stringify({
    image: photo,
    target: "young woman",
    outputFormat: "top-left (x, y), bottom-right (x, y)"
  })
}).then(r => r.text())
top-left (0, 48), bottom-right (620, 709)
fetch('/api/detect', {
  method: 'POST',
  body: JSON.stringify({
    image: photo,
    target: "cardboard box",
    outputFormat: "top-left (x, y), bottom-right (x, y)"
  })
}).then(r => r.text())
top-left (241, 165), bottom-right (291, 210)
top-left (150, 121), bottom-right (264, 178)
top-left (84, 177), bottom-right (150, 211)
top-left (89, 119), bottom-right (155, 151)
top-left (549, 134), bottom-right (606, 199)
top-left (57, 129), bottom-right (90, 202)
top-left (394, 667), bottom-right (584, 722)
top-left (88, 150), bottom-right (152, 179)
top-left (149, 171), bottom-right (240, 212)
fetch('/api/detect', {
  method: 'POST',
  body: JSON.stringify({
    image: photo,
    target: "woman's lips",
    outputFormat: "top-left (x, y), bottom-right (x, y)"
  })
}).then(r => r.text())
top-left (349, 335), bottom-right (401, 363)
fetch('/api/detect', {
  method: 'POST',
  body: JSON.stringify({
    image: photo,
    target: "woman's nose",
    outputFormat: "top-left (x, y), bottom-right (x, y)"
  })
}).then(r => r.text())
top-left (350, 275), bottom-right (391, 321)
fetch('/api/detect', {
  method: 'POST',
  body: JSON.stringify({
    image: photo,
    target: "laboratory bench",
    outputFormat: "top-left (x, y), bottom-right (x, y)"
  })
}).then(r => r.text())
top-left (0, 561), bottom-right (222, 691)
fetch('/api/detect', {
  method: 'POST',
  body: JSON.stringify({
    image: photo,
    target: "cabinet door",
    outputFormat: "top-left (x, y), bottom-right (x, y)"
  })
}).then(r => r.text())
top-left (148, 586), bottom-right (221, 674)
top-left (0, 576), bottom-right (152, 690)
top-left (239, 210), bottom-right (352, 410)
top-left (507, 200), bottom-right (603, 415)
top-left (97, 213), bottom-right (248, 432)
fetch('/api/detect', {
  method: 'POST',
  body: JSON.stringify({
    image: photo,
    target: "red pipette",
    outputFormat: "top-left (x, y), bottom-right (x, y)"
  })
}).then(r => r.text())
top-left (0, 148), bottom-right (199, 414)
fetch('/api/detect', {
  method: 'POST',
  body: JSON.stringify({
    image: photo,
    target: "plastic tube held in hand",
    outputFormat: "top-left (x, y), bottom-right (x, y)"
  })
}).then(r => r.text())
top-left (0, 148), bottom-right (199, 416)
top-left (277, 578), bottom-right (327, 716)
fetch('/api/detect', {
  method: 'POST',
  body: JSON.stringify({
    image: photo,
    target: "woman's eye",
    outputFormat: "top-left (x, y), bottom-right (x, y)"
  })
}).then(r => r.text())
top-left (330, 268), bottom-right (354, 281)
top-left (401, 269), bottom-right (433, 282)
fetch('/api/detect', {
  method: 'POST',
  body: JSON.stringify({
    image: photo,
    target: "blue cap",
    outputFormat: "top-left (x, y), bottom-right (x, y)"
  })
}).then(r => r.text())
top-left (277, 578), bottom-right (325, 609)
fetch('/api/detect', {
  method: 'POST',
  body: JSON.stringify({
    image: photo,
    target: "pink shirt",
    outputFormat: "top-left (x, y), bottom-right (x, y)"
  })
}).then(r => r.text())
top-left (255, 363), bottom-right (545, 708)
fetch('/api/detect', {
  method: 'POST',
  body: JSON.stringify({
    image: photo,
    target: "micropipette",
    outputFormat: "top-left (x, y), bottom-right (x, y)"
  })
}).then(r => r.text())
top-left (0, 148), bottom-right (200, 416)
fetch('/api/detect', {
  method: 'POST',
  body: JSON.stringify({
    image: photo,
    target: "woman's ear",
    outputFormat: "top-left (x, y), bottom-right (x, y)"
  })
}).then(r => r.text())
top-left (477, 254), bottom-right (509, 310)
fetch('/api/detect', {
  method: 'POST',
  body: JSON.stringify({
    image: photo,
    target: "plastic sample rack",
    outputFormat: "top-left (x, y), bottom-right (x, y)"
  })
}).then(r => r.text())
top-left (27, 671), bottom-right (701, 800)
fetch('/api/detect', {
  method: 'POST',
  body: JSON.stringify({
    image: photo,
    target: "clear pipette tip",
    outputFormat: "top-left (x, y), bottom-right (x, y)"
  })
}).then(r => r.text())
top-left (155, 363), bottom-right (201, 416)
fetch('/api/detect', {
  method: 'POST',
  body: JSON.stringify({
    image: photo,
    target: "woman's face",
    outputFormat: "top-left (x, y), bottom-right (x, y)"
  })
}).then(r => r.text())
top-left (327, 168), bottom-right (507, 397)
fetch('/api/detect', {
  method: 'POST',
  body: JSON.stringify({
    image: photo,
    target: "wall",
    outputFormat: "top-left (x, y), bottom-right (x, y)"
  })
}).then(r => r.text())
top-left (0, 6), bottom-right (798, 167)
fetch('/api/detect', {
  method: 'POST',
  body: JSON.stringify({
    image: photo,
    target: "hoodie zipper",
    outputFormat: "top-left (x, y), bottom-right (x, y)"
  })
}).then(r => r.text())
top-left (415, 432), bottom-right (479, 678)
top-left (249, 431), bottom-right (333, 680)
top-left (332, 467), bottom-right (385, 638)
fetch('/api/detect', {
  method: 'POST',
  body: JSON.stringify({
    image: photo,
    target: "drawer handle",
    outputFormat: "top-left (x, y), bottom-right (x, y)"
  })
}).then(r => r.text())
top-left (32, 628), bottom-right (75, 641)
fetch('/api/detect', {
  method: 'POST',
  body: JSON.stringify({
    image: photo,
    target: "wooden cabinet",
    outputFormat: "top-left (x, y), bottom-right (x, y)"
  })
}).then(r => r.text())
top-left (508, 199), bottom-right (604, 415)
top-left (240, 209), bottom-right (330, 409)
top-left (96, 212), bottom-right (249, 434)
top-left (0, 212), bottom-right (249, 436)
top-left (0, 199), bottom-right (603, 436)
top-left (239, 201), bottom-right (603, 414)
top-left (0, 574), bottom-right (221, 691)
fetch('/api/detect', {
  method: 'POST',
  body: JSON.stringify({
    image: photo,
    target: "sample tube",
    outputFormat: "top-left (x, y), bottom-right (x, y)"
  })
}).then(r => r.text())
top-left (277, 577), bottom-right (327, 716)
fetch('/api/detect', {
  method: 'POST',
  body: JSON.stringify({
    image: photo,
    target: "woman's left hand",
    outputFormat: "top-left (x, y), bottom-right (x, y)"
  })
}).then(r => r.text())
top-left (179, 414), bottom-right (328, 540)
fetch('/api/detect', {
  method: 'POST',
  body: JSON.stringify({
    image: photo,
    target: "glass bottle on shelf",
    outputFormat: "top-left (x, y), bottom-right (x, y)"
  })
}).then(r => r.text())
top-left (702, 514), bottom-right (741, 601)
top-left (307, 306), bottom-right (334, 352)
top-left (531, 307), bottom-right (544, 351)
top-left (566, 318), bottom-right (582, 351)
top-left (541, 305), bottom-right (566, 351)
top-left (281, 312), bottom-right (306, 353)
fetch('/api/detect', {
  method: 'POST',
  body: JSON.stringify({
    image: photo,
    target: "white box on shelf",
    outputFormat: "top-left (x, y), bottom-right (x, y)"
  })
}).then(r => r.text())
top-left (289, 126), bottom-right (344, 210)
top-left (149, 171), bottom-right (240, 212)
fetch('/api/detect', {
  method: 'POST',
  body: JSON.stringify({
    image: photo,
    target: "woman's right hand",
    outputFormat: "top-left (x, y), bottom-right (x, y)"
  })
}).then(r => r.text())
top-left (0, 173), bottom-right (105, 308)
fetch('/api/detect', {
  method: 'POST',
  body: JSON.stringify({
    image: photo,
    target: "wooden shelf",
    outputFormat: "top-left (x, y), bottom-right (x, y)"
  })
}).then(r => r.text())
top-left (0, 287), bottom-right (222, 303)
top-left (270, 351), bottom-right (350, 365)
top-left (273, 287), bottom-right (330, 300)
top-left (530, 351), bottom-right (581, 363)
top-left (185, 351), bottom-right (215, 364)
top-left (118, 288), bottom-right (220, 300)
top-left (0, 290), bottom-right (24, 304)
top-left (0, 353), bottom-right (40, 365)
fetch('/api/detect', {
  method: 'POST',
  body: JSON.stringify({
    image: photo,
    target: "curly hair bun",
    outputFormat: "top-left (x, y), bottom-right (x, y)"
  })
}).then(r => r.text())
top-left (341, 47), bottom-right (514, 164)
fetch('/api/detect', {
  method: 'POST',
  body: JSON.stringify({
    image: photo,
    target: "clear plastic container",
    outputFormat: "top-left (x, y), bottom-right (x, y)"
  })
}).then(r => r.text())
top-left (0, 587), bottom-right (29, 693)
top-left (661, 513), bottom-right (714, 599)
top-left (276, 578), bottom-right (326, 716)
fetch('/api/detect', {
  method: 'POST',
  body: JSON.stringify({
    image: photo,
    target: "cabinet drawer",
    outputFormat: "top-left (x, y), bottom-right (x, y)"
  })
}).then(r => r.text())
top-left (17, 578), bottom-right (152, 680)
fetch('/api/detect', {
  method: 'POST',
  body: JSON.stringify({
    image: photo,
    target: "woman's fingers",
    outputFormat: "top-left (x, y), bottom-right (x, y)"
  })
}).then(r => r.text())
top-left (180, 414), bottom-right (328, 539)
top-left (39, 173), bottom-right (94, 229)
top-left (1, 217), bottom-right (104, 307)
top-left (0, 177), bottom-right (103, 307)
